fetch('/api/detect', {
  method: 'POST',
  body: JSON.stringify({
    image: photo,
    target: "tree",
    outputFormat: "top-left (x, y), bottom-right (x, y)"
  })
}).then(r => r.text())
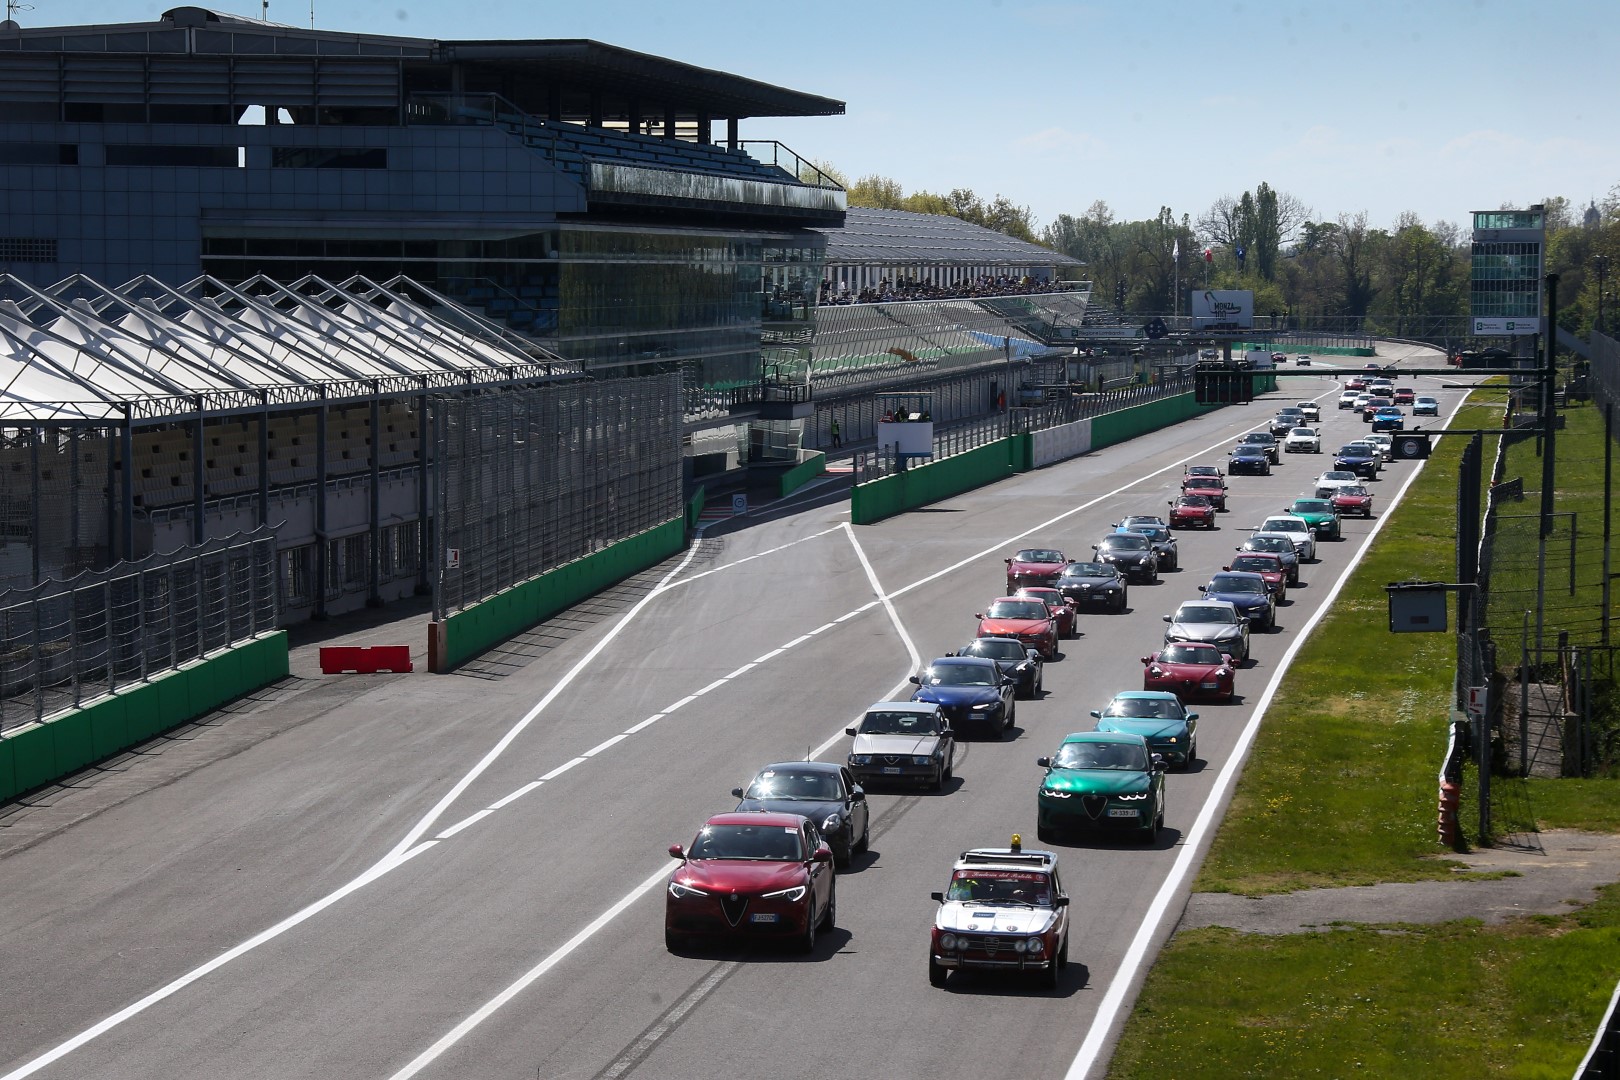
top-left (1333, 211), bottom-right (1378, 318)
top-left (982, 195), bottom-right (1038, 243)
top-left (847, 174), bottom-right (905, 209)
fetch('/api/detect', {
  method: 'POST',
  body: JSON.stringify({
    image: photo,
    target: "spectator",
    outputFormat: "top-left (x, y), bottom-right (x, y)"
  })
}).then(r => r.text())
top-left (830, 418), bottom-right (841, 448)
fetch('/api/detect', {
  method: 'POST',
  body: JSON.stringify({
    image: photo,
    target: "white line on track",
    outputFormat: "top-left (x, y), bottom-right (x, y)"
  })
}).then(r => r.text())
top-left (624, 714), bottom-right (664, 735)
top-left (487, 781), bottom-right (543, 809)
top-left (1062, 388), bottom-right (1472, 1079)
top-left (539, 757), bottom-right (587, 782)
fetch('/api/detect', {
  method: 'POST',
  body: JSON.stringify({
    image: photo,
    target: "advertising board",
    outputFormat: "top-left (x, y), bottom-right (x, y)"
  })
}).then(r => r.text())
top-left (1191, 290), bottom-right (1254, 330)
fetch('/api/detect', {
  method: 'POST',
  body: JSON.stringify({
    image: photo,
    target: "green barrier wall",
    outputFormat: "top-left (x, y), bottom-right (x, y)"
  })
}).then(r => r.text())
top-left (851, 435), bottom-right (1029, 525)
top-left (685, 485), bottom-right (707, 532)
top-left (779, 452), bottom-right (827, 498)
top-left (439, 517), bottom-right (685, 670)
top-left (1090, 391), bottom-right (1220, 451)
top-left (0, 631), bottom-right (290, 805)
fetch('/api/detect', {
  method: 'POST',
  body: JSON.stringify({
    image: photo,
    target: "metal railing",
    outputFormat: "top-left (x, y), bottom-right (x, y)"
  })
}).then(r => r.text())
top-left (0, 528), bottom-right (279, 734)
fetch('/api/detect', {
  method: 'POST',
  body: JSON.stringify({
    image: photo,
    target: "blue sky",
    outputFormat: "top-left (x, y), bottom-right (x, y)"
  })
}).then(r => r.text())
top-left (48, 0), bottom-right (1620, 237)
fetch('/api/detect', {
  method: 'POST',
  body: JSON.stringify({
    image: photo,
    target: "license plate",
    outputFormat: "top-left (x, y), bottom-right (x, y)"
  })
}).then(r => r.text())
top-left (1201, 681), bottom-right (1219, 688)
top-left (881, 767), bottom-right (903, 775)
top-left (1107, 807), bottom-right (1138, 819)
top-left (750, 913), bottom-right (779, 923)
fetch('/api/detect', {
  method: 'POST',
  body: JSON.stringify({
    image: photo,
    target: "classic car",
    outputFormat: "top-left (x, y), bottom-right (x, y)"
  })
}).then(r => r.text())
top-left (665, 811), bottom-right (835, 953)
top-left (1014, 586), bottom-right (1078, 639)
top-left (1329, 484), bottom-right (1374, 518)
top-left (1036, 732), bottom-right (1165, 844)
top-left (1295, 400), bottom-right (1322, 422)
top-left (1092, 532), bottom-right (1160, 583)
top-left (1141, 644), bottom-right (1235, 704)
top-left (1117, 521), bottom-right (1178, 572)
top-left (956, 636), bottom-right (1043, 698)
top-left (846, 701), bottom-right (955, 789)
top-left (928, 841), bottom-right (1070, 989)
top-left (1237, 534), bottom-right (1302, 585)
top-left (1004, 547), bottom-right (1067, 592)
top-left (1413, 395), bottom-right (1440, 416)
top-left (1168, 494), bottom-right (1219, 529)
top-left (1182, 476), bottom-right (1227, 510)
top-left (732, 761), bottom-right (870, 869)
top-left (1254, 514), bottom-right (1318, 561)
top-left (1225, 551), bottom-right (1289, 600)
top-left (1394, 387), bottom-right (1416, 405)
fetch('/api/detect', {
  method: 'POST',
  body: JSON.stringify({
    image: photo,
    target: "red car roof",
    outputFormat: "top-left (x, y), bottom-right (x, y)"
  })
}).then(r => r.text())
top-left (702, 811), bottom-right (812, 829)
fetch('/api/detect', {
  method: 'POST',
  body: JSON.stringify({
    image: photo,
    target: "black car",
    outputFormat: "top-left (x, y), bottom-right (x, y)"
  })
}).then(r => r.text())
top-left (1056, 561), bottom-right (1128, 612)
top-left (1229, 446), bottom-right (1273, 475)
top-left (1237, 535), bottom-right (1303, 585)
top-left (1119, 522), bottom-right (1179, 572)
top-left (1092, 533), bottom-right (1159, 584)
top-left (1268, 412), bottom-right (1304, 437)
top-left (1334, 444), bottom-right (1380, 479)
top-left (1235, 431), bottom-right (1281, 463)
top-left (732, 761), bottom-right (870, 869)
top-left (957, 637), bottom-right (1043, 699)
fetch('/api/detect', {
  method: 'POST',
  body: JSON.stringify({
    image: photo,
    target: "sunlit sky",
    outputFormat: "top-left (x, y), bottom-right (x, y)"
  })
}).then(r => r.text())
top-left (47, 0), bottom-right (1620, 236)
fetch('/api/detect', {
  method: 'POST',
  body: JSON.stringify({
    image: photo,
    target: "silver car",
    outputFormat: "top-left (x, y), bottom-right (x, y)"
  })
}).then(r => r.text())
top-left (846, 702), bottom-right (955, 790)
top-left (1255, 514), bottom-right (1317, 562)
top-left (1162, 599), bottom-right (1250, 663)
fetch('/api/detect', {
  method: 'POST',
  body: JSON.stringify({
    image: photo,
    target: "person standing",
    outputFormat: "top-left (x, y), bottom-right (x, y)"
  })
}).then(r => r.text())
top-left (830, 417), bottom-right (842, 448)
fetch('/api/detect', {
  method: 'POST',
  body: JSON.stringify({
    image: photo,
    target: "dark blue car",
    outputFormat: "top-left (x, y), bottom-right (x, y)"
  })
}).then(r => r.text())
top-left (1199, 571), bottom-right (1276, 631)
top-left (1229, 446), bottom-right (1272, 475)
top-left (1334, 444), bottom-right (1379, 479)
top-left (909, 656), bottom-right (1016, 739)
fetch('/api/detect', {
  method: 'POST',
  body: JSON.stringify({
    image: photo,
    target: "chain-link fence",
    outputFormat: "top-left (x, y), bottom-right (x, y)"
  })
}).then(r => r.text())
top-left (0, 528), bottom-right (278, 733)
top-left (432, 374), bottom-right (684, 617)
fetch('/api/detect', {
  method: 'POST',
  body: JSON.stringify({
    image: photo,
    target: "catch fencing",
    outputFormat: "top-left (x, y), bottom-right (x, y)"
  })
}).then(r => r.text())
top-left (431, 374), bottom-right (684, 618)
top-left (0, 528), bottom-right (278, 733)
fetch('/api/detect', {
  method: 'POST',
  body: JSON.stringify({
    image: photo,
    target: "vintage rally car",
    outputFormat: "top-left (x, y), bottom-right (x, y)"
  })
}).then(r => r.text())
top-left (1225, 551), bottom-right (1289, 601)
top-left (732, 760), bottom-right (870, 869)
top-left (1036, 732), bottom-right (1166, 844)
top-left (1284, 497), bottom-right (1342, 541)
top-left (1394, 387), bottom-right (1416, 405)
top-left (1329, 484), bottom-right (1374, 518)
top-left (976, 596), bottom-right (1059, 659)
top-left (928, 840), bottom-right (1070, 989)
top-left (665, 811), bottom-right (835, 953)
top-left (1093, 689), bottom-right (1201, 767)
top-left (1163, 598), bottom-right (1251, 662)
top-left (956, 636), bottom-right (1043, 698)
top-left (1092, 532), bottom-right (1159, 583)
top-left (1168, 493), bottom-right (1218, 529)
top-left (1142, 643), bottom-right (1236, 704)
top-left (846, 701), bottom-right (954, 790)
top-left (1296, 400), bottom-right (1322, 422)
top-left (1004, 547), bottom-right (1066, 592)
top-left (1014, 586), bottom-right (1078, 639)
top-left (911, 656), bottom-right (1017, 738)
top-left (1055, 561), bottom-right (1128, 613)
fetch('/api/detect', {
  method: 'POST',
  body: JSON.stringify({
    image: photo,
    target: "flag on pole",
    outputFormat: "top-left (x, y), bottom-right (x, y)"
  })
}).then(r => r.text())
top-left (1203, 248), bottom-right (1213, 263)
top-left (1173, 239), bottom-right (1180, 261)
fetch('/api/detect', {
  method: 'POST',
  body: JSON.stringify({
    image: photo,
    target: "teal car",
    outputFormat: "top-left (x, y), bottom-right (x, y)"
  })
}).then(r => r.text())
top-left (1284, 497), bottom-right (1342, 541)
top-left (1091, 690), bottom-right (1198, 769)
top-left (1035, 732), bottom-right (1166, 844)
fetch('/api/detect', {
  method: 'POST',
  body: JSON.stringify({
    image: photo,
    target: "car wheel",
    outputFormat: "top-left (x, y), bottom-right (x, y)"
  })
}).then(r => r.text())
top-left (1004, 702), bottom-right (1016, 736)
top-left (855, 813), bottom-right (870, 853)
top-left (931, 763), bottom-right (945, 791)
top-left (1035, 669), bottom-right (1043, 695)
top-left (1182, 736), bottom-right (1197, 770)
top-left (821, 882), bottom-right (837, 931)
top-left (799, 900), bottom-right (818, 953)
top-left (1040, 949), bottom-right (1061, 990)
top-left (1115, 592), bottom-right (1127, 612)
top-left (929, 953), bottom-right (948, 988)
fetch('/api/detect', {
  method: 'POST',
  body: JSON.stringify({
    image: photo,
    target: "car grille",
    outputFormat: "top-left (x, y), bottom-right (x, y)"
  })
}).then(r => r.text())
top-left (1082, 794), bottom-right (1108, 819)
top-left (958, 934), bottom-right (1026, 955)
top-left (719, 894), bottom-right (749, 927)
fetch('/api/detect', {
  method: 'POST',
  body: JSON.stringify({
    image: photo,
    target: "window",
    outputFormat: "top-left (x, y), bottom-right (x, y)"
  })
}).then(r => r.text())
top-left (341, 534), bottom-right (368, 588)
top-left (271, 147), bottom-right (388, 169)
top-left (0, 238), bottom-right (59, 263)
top-left (281, 545), bottom-right (315, 607)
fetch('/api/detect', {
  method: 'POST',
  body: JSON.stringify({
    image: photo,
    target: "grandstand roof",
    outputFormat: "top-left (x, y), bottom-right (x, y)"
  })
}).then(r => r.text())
top-left (0, 273), bottom-right (576, 426)
top-left (818, 208), bottom-right (1081, 268)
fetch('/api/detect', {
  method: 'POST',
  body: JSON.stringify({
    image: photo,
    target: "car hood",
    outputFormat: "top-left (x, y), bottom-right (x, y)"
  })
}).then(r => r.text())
top-left (852, 733), bottom-right (942, 756)
top-left (1098, 550), bottom-right (1152, 563)
top-left (1168, 619), bottom-right (1244, 641)
top-left (1041, 769), bottom-right (1152, 796)
top-left (1062, 577), bottom-right (1119, 589)
top-left (675, 858), bottom-right (808, 895)
top-left (1096, 716), bottom-right (1191, 740)
top-left (1204, 589), bottom-right (1270, 608)
top-left (732, 797), bottom-right (845, 824)
top-left (1333, 493), bottom-right (1371, 503)
top-left (1007, 562), bottom-right (1062, 577)
top-left (934, 901), bottom-right (1057, 936)
top-left (914, 685), bottom-right (1002, 708)
top-left (979, 617), bottom-right (1050, 637)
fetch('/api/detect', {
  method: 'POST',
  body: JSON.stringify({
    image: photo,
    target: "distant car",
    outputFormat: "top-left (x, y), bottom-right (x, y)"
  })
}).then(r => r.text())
top-left (1118, 521), bottom-right (1179, 571)
top-left (1346, 375), bottom-right (1368, 392)
top-left (910, 656), bottom-right (1017, 738)
top-left (976, 597), bottom-right (1059, 659)
top-left (1354, 393), bottom-right (1377, 416)
top-left (1055, 561), bottom-right (1128, 613)
top-left (1296, 401), bottom-right (1322, 422)
top-left (731, 760), bottom-right (870, 869)
top-left (1285, 497), bottom-right (1342, 541)
top-left (846, 702), bottom-right (955, 790)
top-left (1141, 644), bottom-right (1236, 705)
top-left (1036, 732), bottom-right (1165, 845)
top-left (956, 637), bottom-right (1044, 699)
top-left (1182, 476), bottom-right (1227, 509)
top-left (1338, 389), bottom-right (1363, 410)
top-left (1093, 690), bottom-right (1200, 767)
top-left (1093, 532), bottom-right (1160, 583)
top-left (1255, 514), bottom-right (1318, 561)
top-left (1269, 413), bottom-right (1299, 437)
top-left (1199, 570), bottom-right (1276, 631)
top-left (665, 811), bottom-right (835, 952)
top-left (1228, 445), bottom-right (1273, 475)
top-left (1368, 381), bottom-right (1395, 399)
top-left (1163, 599), bottom-right (1251, 661)
top-left (1225, 551), bottom-right (1289, 601)
top-left (1393, 387), bottom-right (1416, 405)
top-left (1199, 348), bottom-right (1218, 360)
top-left (1296, 354), bottom-right (1313, 365)
top-left (1329, 484), bottom-right (1374, 518)
top-left (1365, 362), bottom-right (1383, 371)
top-left (1015, 586), bottom-right (1078, 639)
top-left (1183, 465), bottom-right (1226, 486)
top-left (1412, 395), bottom-right (1440, 416)
top-left (928, 842), bottom-right (1070, 989)
top-left (1364, 432), bottom-right (1394, 461)
top-left (1005, 548), bottom-right (1067, 592)
top-left (1237, 534), bottom-right (1302, 585)
top-left (1284, 426), bottom-right (1322, 454)
top-left (1315, 470), bottom-right (1361, 493)
top-left (1271, 351), bottom-right (1287, 363)
top-left (1236, 431), bottom-right (1281, 463)
top-left (1371, 407), bottom-right (1405, 432)
top-left (1168, 494), bottom-right (1218, 529)
top-left (1334, 443), bottom-right (1380, 479)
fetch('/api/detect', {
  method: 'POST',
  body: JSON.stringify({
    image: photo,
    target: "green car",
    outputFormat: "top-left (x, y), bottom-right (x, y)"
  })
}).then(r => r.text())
top-left (1035, 732), bottom-right (1166, 845)
top-left (1285, 497), bottom-right (1342, 541)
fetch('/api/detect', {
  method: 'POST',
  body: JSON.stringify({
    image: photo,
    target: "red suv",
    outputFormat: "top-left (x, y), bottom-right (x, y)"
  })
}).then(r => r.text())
top-left (665, 812), bottom-right (835, 952)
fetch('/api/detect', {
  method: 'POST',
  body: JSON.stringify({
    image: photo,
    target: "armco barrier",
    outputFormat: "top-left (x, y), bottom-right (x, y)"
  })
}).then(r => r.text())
top-left (432, 516), bottom-right (685, 672)
top-left (851, 435), bottom-right (1028, 525)
top-left (0, 631), bottom-right (290, 805)
top-left (779, 451), bottom-right (827, 498)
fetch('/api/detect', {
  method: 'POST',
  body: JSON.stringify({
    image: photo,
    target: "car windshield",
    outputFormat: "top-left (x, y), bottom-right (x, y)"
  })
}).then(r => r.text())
top-left (1161, 644), bottom-right (1224, 666)
top-left (1013, 549), bottom-right (1063, 564)
top-left (689, 823), bottom-right (806, 861)
top-left (1249, 537), bottom-right (1295, 555)
top-left (1175, 604), bottom-right (1237, 624)
top-left (924, 662), bottom-right (997, 686)
top-left (986, 600), bottom-right (1048, 620)
top-left (1290, 428), bottom-right (1316, 437)
top-left (1016, 588), bottom-right (1062, 604)
top-left (1187, 467), bottom-right (1219, 477)
top-left (1262, 519), bottom-right (1304, 533)
top-left (1293, 500), bottom-right (1333, 514)
top-left (1051, 741), bottom-right (1149, 771)
top-left (964, 639), bottom-right (1025, 662)
top-left (947, 870), bottom-right (1051, 905)
top-left (1230, 555), bottom-right (1278, 574)
top-left (860, 710), bottom-right (941, 735)
top-left (1242, 433), bottom-right (1273, 444)
top-left (1210, 574), bottom-right (1266, 594)
top-left (1178, 494), bottom-right (1212, 506)
top-left (743, 768), bottom-right (842, 802)
top-left (1339, 486), bottom-right (1369, 497)
top-left (1060, 562), bottom-right (1113, 579)
top-left (1098, 535), bottom-right (1149, 551)
top-left (1128, 525), bottom-right (1169, 541)
top-left (1323, 471), bottom-right (1355, 481)
top-left (1417, 397), bottom-right (1437, 404)
top-left (1102, 696), bottom-right (1184, 719)
top-left (1233, 447), bottom-right (1264, 457)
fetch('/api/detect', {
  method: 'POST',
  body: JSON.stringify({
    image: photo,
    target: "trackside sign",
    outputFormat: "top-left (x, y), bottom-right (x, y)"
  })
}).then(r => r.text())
top-left (1191, 290), bottom-right (1254, 330)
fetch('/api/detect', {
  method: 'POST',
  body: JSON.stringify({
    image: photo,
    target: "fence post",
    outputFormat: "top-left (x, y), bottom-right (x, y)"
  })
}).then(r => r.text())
top-left (69, 587), bottom-right (80, 708)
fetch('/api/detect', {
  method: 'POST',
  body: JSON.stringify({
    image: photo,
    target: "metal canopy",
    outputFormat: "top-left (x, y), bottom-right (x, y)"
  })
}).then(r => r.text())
top-left (818, 208), bottom-right (1084, 268)
top-left (0, 272), bottom-right (576, 425)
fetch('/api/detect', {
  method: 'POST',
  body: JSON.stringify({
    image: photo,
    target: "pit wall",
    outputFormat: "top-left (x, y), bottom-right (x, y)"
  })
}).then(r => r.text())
top-left (779, 451), bottom-right (827, 498)
top-left (0, 631), bottom-right (290, 804)
top-left (429, 517), bottom-right (685, 672)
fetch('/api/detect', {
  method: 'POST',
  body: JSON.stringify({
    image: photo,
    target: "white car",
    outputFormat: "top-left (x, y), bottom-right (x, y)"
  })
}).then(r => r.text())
top-left (1284, 427), bottom-right (1321, 454)
top-left (1413, 396), bottom-right (1440, 416)
top-left (1338, 389), bottom-right (1362, 410)
top-left (1255, 514), bottom-right (1317, 561)
top-left (1363, 433), bottom-right (1394, 461)
top-left (1316, 470), bottom-right (1360, 492)
top-left (1295, 401), bottom-right (1322, 422)
top-left (1296, 355), bottom-right (1313, 365)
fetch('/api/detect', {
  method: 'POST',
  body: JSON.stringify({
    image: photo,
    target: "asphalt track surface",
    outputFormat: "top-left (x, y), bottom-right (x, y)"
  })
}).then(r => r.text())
top-left (0, 348), bottom-right (1463, 1080)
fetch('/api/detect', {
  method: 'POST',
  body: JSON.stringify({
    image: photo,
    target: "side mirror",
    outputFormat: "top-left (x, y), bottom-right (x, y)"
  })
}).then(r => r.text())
top-left (730, 787), bottom-right (745, 798)
top-left (974, 613), bottom-right (985, 620)
top-left (1036, 756), bottom-right (1052, 768)
top-left (812, 845), bottom-right (834, 864)
top-left (1003, 677), bottom-right (1015, 687)
top-left (1026, 649), bottom-right (1040, 661)
top-left (930, 891), bottom-right (946, 903)
top-left (1161, 614), bottom-right (1172, 623)
top-left (1054, 896), bottom-right (1071, 908)
top-left (668, 844), bottom-right (686, 860)
top-left (1139, 655), bottom-right (1151, 665)
top-left (940, 724), bottom-right (953, 737)
top-left (1198, 585), bottom-right (1207, 592)
top-left (1004, 558), bottom-right (1013, 564)
top-left (1222, 565), bottom-right (1232, 572)
top-left (1090, 545), bottom-right (1099, 551)
top-left (1088, 709), bottom-right (1101, 719)
top-left (845, 726), bottom-right (858, 737)
top-left (909, 675), bottom-right (922, 685)
top-left (1151, 754), bottom-right (1166, 771)
top-left (851, 786), bottom-right (866, 802)
top-left (1187, 712), bottom-right (1200, 721)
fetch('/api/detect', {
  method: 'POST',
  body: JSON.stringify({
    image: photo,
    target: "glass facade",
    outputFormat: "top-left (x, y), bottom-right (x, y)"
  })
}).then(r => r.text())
top-left (1470, 241), bottom-right (1544, 319)
top-left (1473, 211), bottom-right (1544, 231)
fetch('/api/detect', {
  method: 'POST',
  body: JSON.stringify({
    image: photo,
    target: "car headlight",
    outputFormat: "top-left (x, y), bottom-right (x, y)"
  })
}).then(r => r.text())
top-left (1163, 737), bottom-right (1178, 744)
top-left (1026, 937), bottom-right (1045, 954)
top-left (849, 754), bottom-right (870, 766)
top-left (1013, 938), bottom-right (1030, 954)
top-left (914, 756), bottom-right (933, 766)
top-left (1116, 792), bottom-right (1150, 801)
top-left (1148, 666), bottom-right (1163, 676)
top-left (971, 701), bottom-right (996, 710)
top-left (668, 881), bottom-right (708, 900)
top-left (1041, 788), bottom-right (1072, 799)
top-left (938, 933), bottom-right (960, 951)
top-left (762, 885), bottom-right (807, 901)
top-left (823, 813), bottom-right (842, 833)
